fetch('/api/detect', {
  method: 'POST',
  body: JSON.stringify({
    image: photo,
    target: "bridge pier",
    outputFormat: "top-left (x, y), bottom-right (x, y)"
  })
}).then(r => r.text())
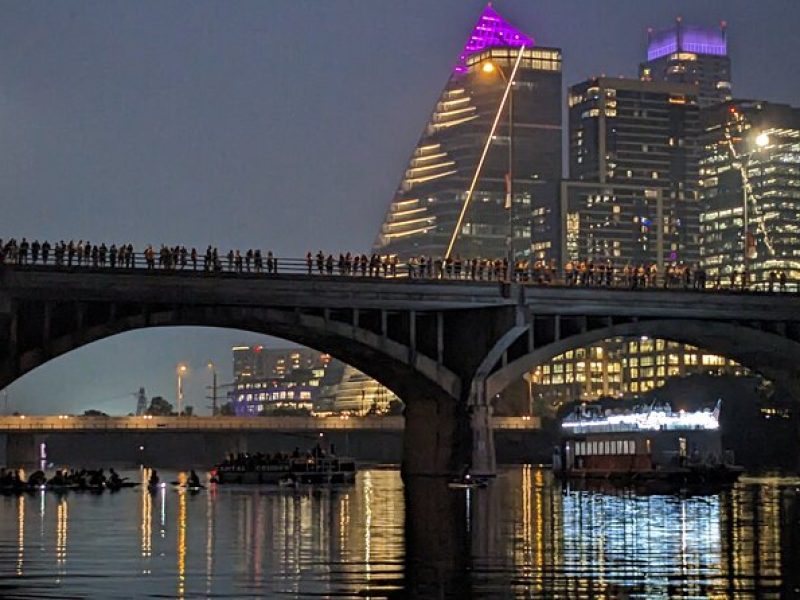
top-left (402, 392), bottom-right (469, 478)
top-left (469, 401), bottom-right (496, 478)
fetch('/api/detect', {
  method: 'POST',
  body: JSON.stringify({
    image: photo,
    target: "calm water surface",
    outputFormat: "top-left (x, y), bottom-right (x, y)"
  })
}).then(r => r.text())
top-left (0, 466), bottom-right (799, 598)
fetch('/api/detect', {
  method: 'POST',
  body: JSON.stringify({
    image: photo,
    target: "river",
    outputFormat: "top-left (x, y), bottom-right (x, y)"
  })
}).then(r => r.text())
top-left (0, 466), bottom-right (798, 598)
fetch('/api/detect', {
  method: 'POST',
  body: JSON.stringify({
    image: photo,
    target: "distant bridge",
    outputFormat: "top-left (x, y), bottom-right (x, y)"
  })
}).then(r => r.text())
top-left (0, 415), bottom-right (539, 433)
top-left (2, 262), bottom-right (799, 477)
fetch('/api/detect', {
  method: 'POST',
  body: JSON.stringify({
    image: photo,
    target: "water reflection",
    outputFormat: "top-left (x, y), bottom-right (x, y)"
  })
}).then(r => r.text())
top-left (0, 467), bottom-right (798, 598)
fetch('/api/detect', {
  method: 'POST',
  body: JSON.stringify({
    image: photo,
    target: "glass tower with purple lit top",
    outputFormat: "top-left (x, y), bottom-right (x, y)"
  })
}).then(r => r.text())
top-left (373, 4), bottom-right (562, 264)
top-left (640, 18), bottom-right (732, 108)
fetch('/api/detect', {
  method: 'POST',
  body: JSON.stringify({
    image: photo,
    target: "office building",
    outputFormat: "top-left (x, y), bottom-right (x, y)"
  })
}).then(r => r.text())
top-left (640, 19), bottom-right (732, 108)
top-left (699, 100), bottom-right (800, 288)
top-left (232, 346), bottom-right (331, 383)
top-left (529, 337), bottom-right (747, 414)
top-left (230, 346), bottom-right (334, 415)
top-left (375, 4), bottom-right (562, 263)
top-left (330, 4), bottom-right (562, 413)
top-left (563, 77), bottom-right (701, 267)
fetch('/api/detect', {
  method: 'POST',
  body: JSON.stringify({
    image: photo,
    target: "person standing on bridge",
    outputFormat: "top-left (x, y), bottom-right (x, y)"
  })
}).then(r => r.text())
top-left (306, 252), bottom-right (313, 275)
top-left (18, 238), bottom-right (28, 264)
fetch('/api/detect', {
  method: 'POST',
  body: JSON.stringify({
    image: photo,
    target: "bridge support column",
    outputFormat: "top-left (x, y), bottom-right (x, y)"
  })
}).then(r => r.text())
top-left (402, 392), bottom-right (468, 478)
top-left (470, 402), bottom-right (495, 478)
top-left (468, 379), bottom-right (496, 478)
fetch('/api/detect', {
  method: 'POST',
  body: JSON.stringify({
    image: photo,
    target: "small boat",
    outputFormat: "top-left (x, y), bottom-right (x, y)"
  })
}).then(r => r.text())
top-left (213, 455), bottom-right (357, 485)
top-left (448, 475), bottom-right (489, 490)
top-left (173, 483), bottom-right (205, 492)
top-left (147, 482), bottom-right (166, 494)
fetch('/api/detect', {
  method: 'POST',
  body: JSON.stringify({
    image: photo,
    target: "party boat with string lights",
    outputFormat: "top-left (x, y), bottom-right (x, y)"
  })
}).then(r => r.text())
top-left (552, 400), bottom-right (743, 485)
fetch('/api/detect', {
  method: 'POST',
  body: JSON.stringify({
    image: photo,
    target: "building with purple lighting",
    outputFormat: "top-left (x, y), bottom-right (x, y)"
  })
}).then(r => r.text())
top-left (328, 4), bottom-right (562, 415)
top-left (640, 18), bottom-right (732, 107)
top-left (374, 3), bottom-right (562, 264)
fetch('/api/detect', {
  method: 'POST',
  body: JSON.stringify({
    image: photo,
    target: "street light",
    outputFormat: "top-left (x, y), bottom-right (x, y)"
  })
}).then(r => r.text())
top-left (742, 131), bottom-right (769, 289)
top-left (176, 363), bottom-right (188, 416)
top-left (481, 57), bottom-right (517, 281)
top-left (207, 361), bottom-right (218, 416)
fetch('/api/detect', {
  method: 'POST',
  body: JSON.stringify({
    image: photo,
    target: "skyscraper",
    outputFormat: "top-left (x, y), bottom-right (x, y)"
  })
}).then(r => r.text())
top-left (374, 4), bottom-right (562, 263)
top-left (699, 100), bottom-right (800, 288)
top-left (562, 77), bottom-right (701, 268)
top-left (330, 4), bottom-right (562, 414)
top-left (640, 18), bottom-right (732, 108)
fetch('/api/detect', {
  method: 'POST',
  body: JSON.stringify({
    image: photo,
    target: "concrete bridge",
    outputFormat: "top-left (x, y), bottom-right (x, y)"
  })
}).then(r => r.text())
top-left (2, 263), bottom-right (799, 477)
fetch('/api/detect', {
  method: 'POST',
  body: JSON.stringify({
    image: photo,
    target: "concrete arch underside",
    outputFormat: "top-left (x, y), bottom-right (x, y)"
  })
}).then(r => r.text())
top-left (487, 319), bottom-right (800, 400)
top-left (4, 306), bottom-right (467, 476)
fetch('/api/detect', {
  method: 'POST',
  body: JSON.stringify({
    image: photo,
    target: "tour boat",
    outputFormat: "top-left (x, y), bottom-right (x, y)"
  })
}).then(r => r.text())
top-left (553, 400), bottom-right (743, 485)
top-left (211, 455), bottom-right (357, 485)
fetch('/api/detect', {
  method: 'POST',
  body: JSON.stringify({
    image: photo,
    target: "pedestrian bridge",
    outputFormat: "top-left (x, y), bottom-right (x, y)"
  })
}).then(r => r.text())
top-left (1, 263), bottom-right (799, 477)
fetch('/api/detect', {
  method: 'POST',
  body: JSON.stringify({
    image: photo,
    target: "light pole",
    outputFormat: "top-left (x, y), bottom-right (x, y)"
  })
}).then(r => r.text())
top-left (176, 363), bottom-right (188, 416)
top-left (745, 131), bottom-right (770, 289)
top-left (207, 361), bottom-right (218, 416)
top-left (481, 58), bottom-right (517, 281)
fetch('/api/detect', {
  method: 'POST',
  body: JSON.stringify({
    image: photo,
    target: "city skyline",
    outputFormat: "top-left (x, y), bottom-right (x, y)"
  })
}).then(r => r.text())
top-left (2, 0), bottom-right (799, 414)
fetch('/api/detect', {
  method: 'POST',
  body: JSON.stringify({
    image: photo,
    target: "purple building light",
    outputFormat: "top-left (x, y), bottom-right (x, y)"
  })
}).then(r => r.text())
top-left (454, 3), bottom-right (534, 73)
top-left (647, 20), bottom-right (727, 61)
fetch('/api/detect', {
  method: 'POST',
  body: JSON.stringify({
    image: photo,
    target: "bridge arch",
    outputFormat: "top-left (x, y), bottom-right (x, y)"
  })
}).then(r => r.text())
top-left (486, 319), bottom-right (800, 400)
top-left (8, 305), bottom-right (460, 402)
top-left (3, 305), bottom-right (467, 476)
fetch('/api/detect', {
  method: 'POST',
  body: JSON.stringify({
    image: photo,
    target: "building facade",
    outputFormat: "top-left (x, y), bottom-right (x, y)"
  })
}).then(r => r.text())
top-left (230, 346), bottom-right (334, 415)
top-left (564, 77), bottom-right (702, 268)
top-left (375, 4), bottom-right (562, 264)
top-left (529, 337), bottom-right (746, 415)
top-left (640, 19), bottom-right (732, 108)
top-left (699, 100), bottom-right (800, 289)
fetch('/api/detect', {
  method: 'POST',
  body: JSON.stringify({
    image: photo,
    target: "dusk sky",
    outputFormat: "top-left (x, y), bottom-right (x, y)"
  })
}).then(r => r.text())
top-left (2, 0), bottom-right (798, 415)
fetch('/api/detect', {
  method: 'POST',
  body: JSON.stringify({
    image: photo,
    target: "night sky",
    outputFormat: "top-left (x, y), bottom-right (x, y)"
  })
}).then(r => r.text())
top-left (2, 0), bottom-right (797, 415)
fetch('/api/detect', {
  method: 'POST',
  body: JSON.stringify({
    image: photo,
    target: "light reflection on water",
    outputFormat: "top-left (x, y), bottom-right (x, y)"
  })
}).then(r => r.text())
top-left (0, 466), bottom-right (798, 598)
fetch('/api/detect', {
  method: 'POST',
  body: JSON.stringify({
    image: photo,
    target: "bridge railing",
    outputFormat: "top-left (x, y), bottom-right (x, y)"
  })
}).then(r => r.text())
top-left (0, 415), bottom-right (541, 431)
top-left (1, 247), bottom-right (796, 294)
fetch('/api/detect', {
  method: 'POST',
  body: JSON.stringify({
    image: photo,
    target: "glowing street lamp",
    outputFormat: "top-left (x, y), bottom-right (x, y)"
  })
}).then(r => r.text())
top-left (176, 363), bottom-right (188, 416)
top-left (755, 132), bottom-right (770, 148)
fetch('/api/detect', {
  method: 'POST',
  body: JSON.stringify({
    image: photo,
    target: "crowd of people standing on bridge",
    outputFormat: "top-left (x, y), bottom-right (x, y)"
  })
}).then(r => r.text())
top-left (0, 238), bottom-right (793, 292)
